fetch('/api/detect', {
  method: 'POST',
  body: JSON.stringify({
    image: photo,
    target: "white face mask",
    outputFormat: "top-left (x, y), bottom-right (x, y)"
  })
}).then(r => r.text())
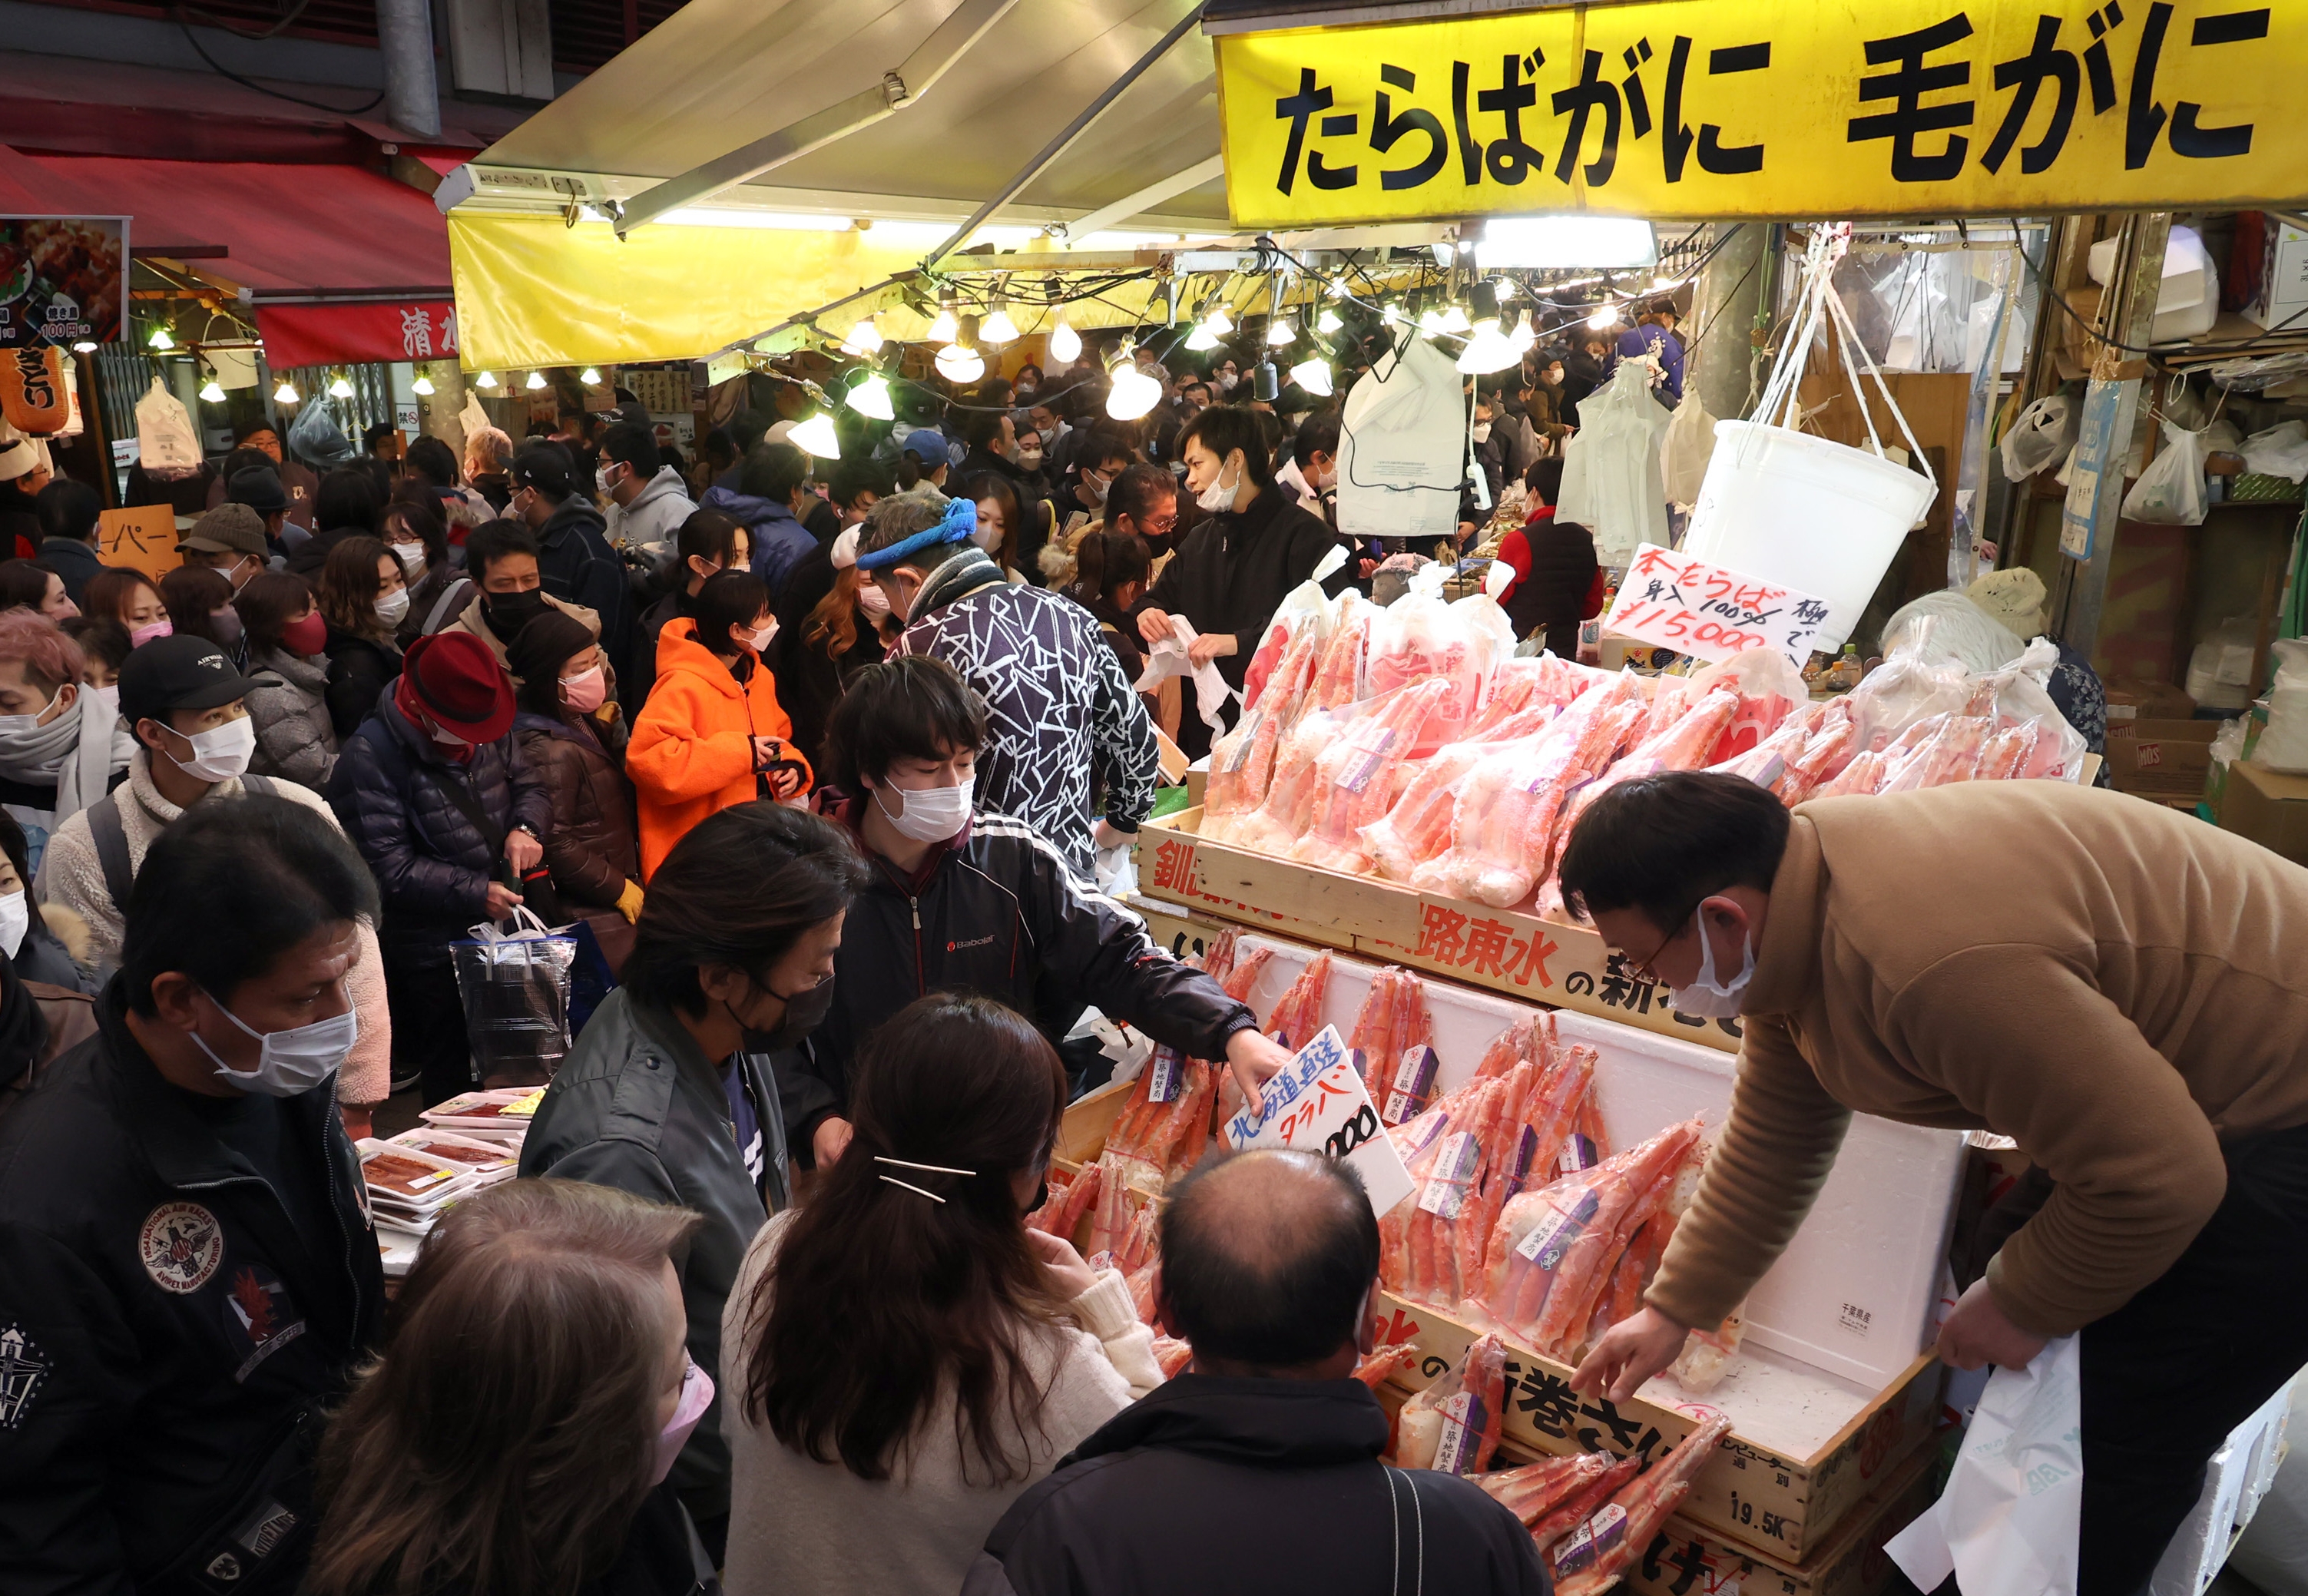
top-left (972, 518), bottom-right (1003, 554)
top-left (745, 620), bottom-right (779, 654)
top-left (1017, 449), bottom-right (1043, 469)
top-left (0, 683), bottom-right (66, 739)
top-left (161, 715), bottom-right (257, 783)
top-left (1217, 372), bottom-right (1239, 390)
top-left (596, 463), bottom-right (622, 495)
top-left (856, 584), bottom-right (892, 620)
top-left (390, 541), bottom-right (427, 578)
top-left (1472, 422), bottom-right (1493, 443)
top-left (875, 774), bottom-right (972, 843)
top-left (0, 889), bottom-right (28, 959)
top-left (1672, 905), bottom-right (1754, 1018)
top-left (191, 987), bottom-right (359, 1098)
top-left (1196, 453), bottom-right (1245, 515)
top-left (1085, 471), bottom-right (1111, 506)
top-left (375, 588), bottom-right (411, 626)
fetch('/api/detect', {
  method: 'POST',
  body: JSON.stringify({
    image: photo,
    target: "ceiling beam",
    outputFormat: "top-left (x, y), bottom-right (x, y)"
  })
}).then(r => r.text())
top-left (1063, 153), bottom-right (1224, 241)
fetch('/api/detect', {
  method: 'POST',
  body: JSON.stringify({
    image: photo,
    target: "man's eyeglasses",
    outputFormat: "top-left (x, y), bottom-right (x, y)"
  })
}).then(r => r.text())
top-left (1139, 512), bottom-right (1178, 536)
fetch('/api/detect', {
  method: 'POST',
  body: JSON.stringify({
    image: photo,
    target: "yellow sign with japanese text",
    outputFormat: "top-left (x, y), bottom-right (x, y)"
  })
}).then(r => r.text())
top-left (1216, 0), bottom-right (2308, 227)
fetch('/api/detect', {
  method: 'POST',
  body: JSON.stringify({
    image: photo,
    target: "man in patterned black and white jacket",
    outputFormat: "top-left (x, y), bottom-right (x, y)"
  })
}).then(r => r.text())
top-left (778, 654), bottom-right (1291, 1170)
top-left (856, 492), bottom-right (1156, 880)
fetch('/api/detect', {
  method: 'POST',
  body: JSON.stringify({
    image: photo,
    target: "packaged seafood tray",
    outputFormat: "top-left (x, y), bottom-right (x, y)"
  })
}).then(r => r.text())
top-left (376, 1225), bottom-right (426, 1280)
top-left (419, 1088), bottom-right (545, 1137)
top-left (1132, 810), bottom-right (1747, 1054)
top-left (382, 1127), bottom-right (520, 1178)
top-left (1376, 1290), bottom-right (1943, 1564)
top-left (356, 1140), bottom-right (514, 1225)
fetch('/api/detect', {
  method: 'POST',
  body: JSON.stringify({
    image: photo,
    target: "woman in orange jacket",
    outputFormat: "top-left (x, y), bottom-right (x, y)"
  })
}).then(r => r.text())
top-left (628, 567), bottom-right (812, 876)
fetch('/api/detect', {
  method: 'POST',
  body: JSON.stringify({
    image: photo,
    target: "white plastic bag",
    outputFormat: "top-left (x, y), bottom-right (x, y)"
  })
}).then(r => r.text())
top-left (2254, 638), bottom-right (2308, 773)
top-left (2242, 419), bottom-right (2308, 483)
top-left (2187, 614), bottom-right (2260, 712)
top-left (134, 377), bottom-right (200, 475)
top-left (1659, 386), bottom-right (1717, 508)
top-left (1557, 361), bottom-right (1670, 565)
top-left (1336, 333), bottom-right (1467, 541)
top-left (2121, 422), bottom-right (2208, 525)
top-left (2000, 394), bottom-right (2077, 481)
top-left (1885, 1334), bottom-right (2083, 1596)
top-left (1133, 614), bottom-right (1237, 731)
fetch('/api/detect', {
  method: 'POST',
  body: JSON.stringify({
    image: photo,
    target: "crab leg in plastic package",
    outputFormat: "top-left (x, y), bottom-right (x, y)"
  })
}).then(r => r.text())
top-left (1392, 1331), bottom-right (1507, 1474)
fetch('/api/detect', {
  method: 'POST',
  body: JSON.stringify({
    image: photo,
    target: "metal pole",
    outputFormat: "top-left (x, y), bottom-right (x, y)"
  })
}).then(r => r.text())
top-left (920, 1), bottom-right (1207, 271)
top-left (377, 0), bottom-right (442, 141)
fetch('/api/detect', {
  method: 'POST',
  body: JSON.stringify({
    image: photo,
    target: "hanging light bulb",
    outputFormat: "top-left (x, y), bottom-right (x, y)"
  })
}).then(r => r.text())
top-left (1439, 303), bottom-right (1472, 334)
top-left (147, 325), bottom-right (174, 351)
top-left (1508, 314), bottom-right (1538, 353)
top-left (198, 375), bottom-right (226, 403)
top-left (71, 339), bottom-right (98, 353)
top-left (273, 379), bottom-right (300, 404)
top-left (1047, 316), bottom-right (1081, 364)
top-left (411, 370), bottom-right (435, 396)
top-left (1266, 316), bottom-right (1296, 347)
top-left (926, 304), bottom-right (960, 343)
top-left (979, 302), bottom-right (1020, 346)
top-left (524, 370), bottom-right (548, 390)
top-left (1289, 356), bottom-right (1333, 398)
top-left (328, 372), bottom-right (356, 399)
top-left (1493, 276), bottom-right (1519, 300)
top-left (1105, 359), bottom-right (1162, 421)
top-left (580, 366), bottom-right (601, 385)
top-left (935, 343), bottom-right (985, 384)
top-left (1417, 306), bottom-right (1446, 335)
top-left (1455, 317), bottom-right (1521, 375)
top-left (1586, 300), bottom-right (1619, 330)
top-left (788, 411), bottom-right (840, 459)
top-left (475, 370), bottom-right (499, 389)
top-left (1184, 322), bottom-right (1221, 352)
top-left (842, 315), bottom-right (884, 356)
top-left (1202, 303), bottom-right (1235, 338)
top-left (845, 372), bottom-right (895, 420)
top-left (1316, 306), bottom-right (1344, 334)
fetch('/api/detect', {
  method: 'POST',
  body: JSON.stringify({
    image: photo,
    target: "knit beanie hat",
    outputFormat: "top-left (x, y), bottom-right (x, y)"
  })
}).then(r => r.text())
top-left (400, 630), bottom-right (515, 743)
top-left (1965, 568), bottom-right (2049, 641)
top-left (502, 608), bottom-right (596, 690)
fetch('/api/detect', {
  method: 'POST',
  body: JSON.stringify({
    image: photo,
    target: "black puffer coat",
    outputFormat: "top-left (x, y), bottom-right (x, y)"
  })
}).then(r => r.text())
top-left (323, 624), bottom-right (402, 739)
top-left (326, 698), bottom-right (551, 959)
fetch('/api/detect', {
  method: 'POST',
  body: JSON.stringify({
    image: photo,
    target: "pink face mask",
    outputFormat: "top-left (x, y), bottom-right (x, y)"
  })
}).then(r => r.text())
top-left (130, 619), bottom-right (174, 648)
top-left (558, 664), bottom-right (608, 714)
top-left (654, 1356), bottom-right (714, 1484)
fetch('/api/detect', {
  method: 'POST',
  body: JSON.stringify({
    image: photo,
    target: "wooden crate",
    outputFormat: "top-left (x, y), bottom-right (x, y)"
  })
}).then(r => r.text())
top-left (1132, 809), bottom-right (1743, 1055)
top-left (1374, 1292), bottom-right (1943, 1563)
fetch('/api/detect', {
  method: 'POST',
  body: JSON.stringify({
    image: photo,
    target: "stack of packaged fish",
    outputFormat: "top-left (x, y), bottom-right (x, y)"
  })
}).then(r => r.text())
top-left (362, 1093), bottom-right (540, 1273)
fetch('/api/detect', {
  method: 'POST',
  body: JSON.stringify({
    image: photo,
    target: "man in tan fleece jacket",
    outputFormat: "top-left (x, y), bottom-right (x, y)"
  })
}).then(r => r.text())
top-left (1557, 771), bottom-right (2308, 1596)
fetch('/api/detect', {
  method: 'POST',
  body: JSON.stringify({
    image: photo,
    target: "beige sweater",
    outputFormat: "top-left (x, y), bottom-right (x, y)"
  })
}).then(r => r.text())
top-left (34, 751), bottom-right (394, 1104)
top-left (1649, 780), bottom-right (2308, 1339)
top-left (720, 1210), bottom-right (1160, 1596)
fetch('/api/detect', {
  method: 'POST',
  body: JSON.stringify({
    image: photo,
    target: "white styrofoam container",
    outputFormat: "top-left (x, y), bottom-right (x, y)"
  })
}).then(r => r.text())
top-left (1233, 933), bottom-right (1965, 1393)
top-left (2150, 1371), bottom-right (2297, 1596)
top-left (2247, 216), bottom-right (2308, 336)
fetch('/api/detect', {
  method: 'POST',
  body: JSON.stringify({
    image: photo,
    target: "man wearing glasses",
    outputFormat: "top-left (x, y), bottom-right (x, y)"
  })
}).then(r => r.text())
top-left (1555, 768), bottom-right (2308, 1596)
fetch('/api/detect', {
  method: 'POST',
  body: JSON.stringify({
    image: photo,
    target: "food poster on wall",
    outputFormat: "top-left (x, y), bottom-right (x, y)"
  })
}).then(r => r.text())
top-left (0, 219), bottom-right (126, 350)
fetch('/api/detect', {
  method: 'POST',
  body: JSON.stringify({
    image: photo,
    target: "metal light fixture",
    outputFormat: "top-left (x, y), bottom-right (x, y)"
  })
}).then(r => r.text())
top-left (1586, 300), bottom-right (1620, 331)
top-left (273, 379), bottom-right (300, 403)
top-left (1439, 304), bottom-right (1472, 334)
top-left (525, 370), bottom-right (548, 390)
top-left (580, 366), bottom-right (602, 384)
top-left (147, 326), bottom-right (174, 351)
top-left (1184, 321), bottom-right (1221, 352)
top-left (1202, 303), bottom-right (1235, 339)
top-left (1047, 316), bottom-right (1081, 363)
top-left (328, 372), bottom-right (356, 399)
top-left (1455, 318), bottom-right (1521, 375)
top-left (1105, 348), bottom-right (1161, 420)
top-left (926, 304), bottom-right (960, 343)
top-left (198, 375), bottom-right (227, 402)
top-left (1417, 307), bottom-right (1446, 336)
top-left (843, 315), bottom-right (884, 356)
top-left (1316, 306), bottom-right (1344, 334)
top-left (1494, 276), bottom-right (1519, 300)
top-left (1509, 315), bottom-right (1538, 353)
top-left (1266, 316), bottom-right (1296, 347)
top-left (1289, 356), bottom-right (1333, 398)
top-left (788, 410), bottom-right (840, 458)
top-left (475, 370), bottom-right (499, 389)
top-left (411, 371), bottom-right (435, 396)
top-left (845, 372), bottom-right (896, 420)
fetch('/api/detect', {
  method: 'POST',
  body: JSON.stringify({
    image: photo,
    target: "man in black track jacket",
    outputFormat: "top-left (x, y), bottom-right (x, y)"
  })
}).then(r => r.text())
top-left (779, 655), bottom-right (1290, 1168)
top-left (964, 1149), bottom-right (1551, 1596)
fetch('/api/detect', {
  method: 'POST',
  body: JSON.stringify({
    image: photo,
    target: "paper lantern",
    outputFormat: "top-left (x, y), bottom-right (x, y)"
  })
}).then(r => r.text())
top-left (0, 348), bottom-right (70, 435)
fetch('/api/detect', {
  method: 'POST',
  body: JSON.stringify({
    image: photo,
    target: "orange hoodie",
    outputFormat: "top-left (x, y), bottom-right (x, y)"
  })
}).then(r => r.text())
top-left (628, 618), bottom-right (810, 878)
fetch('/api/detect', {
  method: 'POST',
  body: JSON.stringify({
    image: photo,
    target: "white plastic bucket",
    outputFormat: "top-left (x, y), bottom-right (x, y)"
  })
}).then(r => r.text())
top-left (1681, 419), bottom-right (1938, 654)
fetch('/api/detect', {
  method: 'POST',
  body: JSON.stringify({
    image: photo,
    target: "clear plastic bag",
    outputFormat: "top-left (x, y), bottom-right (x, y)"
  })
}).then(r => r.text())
top-left (2242, 419), bottom-right (2308, 484)
top-left (1659, 386), bottom-right (1717, 508)
top-left (2121, 421), bottom-right (2208, 525)
top-left (1685, 647), bottom-right (1809, 762)
top-left (452, 908), bottom-right (576, 1086)
top-left (1366, 567), bottom-right (1516, 755)
top-left (1242, 545), bottom-right (1346, 712)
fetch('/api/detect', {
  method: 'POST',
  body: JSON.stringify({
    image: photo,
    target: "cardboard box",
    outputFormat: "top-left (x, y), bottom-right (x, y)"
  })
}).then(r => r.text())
top-left (2220, 760), bottom-right (2308, 866)
top-left (2246, 215), bottom-right (2308, 334)
top-left (1621, 1441), bottom-right (1942, 1596)
top-left (2104, 678), bottom-right (2197, 724)
top-left (1132, 809), bottom-right (1745, 1055)
top-left (2106, 717), bottom-right (2220, 796)
top-left (1375, 1292), bottom-right (1944, 1561)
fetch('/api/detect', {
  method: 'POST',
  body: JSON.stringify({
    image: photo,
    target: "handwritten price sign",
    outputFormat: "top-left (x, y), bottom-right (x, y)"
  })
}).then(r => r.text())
top-left (1224, 1024), bottom-right (1416, 1218)
top-left (1602, 544), bottom-right (1830, 667)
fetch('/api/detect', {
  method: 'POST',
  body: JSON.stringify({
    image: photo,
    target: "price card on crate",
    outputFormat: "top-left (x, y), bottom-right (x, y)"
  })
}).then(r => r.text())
top-left (1223, 1024), bottom-right (1415, 1217)
top-left (1602, 544), bottom-right (1831, 666)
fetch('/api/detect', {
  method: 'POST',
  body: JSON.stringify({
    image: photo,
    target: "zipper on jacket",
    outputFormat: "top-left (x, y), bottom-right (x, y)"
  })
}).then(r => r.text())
top-left (909, 895), bottom-right (925, 995)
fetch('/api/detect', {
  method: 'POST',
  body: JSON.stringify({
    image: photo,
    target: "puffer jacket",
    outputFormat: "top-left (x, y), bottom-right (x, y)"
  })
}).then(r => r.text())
top-left (514, 708), bottom-right (640, 910)
top-left (322, 624), bottom-right (402, 739)
top-left (325, 699), bottom-right (551, 957)
top-left (700, 487), bottom-right (814, 600)
top-left (243, 644), bottom-right (338, 790)
top-left (627, 619), bottom-right (810, 879)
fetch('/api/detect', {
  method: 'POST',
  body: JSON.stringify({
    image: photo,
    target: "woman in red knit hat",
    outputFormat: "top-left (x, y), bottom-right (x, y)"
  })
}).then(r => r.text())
top-left (326, 630), bottom-right (552, 1101)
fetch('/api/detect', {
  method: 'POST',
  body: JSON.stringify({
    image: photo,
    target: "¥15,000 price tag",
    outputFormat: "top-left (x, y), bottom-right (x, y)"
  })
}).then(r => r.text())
top-left (1223, 1024), bottom-right (1415, 1217)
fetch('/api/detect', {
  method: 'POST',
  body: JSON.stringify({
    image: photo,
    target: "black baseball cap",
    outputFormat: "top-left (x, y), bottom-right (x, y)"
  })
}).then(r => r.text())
top-left (118, 635), bottom-right (260, 728)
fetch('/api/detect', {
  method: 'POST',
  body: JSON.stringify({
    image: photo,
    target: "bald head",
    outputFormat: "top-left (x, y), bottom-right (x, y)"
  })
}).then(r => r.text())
top-left (1158, 1150), bottom-right (1380, 1371)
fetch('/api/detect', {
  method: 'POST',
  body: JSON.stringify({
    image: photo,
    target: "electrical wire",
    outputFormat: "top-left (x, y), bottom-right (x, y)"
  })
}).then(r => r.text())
top-left (176, 0), bottom-right (316, 41)
top-left (168, 5), bottom-right (386, 114)
top-left (2009, 214), bottom-right (2308, 360)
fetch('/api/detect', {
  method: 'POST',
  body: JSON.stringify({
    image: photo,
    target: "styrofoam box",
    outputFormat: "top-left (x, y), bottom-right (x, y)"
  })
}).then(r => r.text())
top-left (2150, 1370), bottom-right (2298, 1596)
top-left (1233, 933), bottom-right (1965, 1395)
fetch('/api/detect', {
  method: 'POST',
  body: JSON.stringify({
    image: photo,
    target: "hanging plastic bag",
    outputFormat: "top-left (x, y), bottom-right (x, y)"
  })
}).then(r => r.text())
top-left (2241, 420), bottom-right (2308, 484)
top-left (1658, 385), bottom-right (1717, 508)
top-left (1999, 394), bottom-right (2078, 481)
top-left (2254, 638), bottom-right (2308, 773)
top-left (1336, 333), bottom-right (1466, 542)
top-left (134, 376), bottom-right (201, 476)
top-left (1557, 362), bottom-right (1671, 565)
top-left (287, 396), bottom-right (356, 469)
top-left (1366, 564), bottom-right (1514, 755)
top-left (2121, 422), bottom-right (2208, 525)
top-left (452, 906), bottom-right (577, 1088)
top-left (1885, 1336), bottom-right (2083, 1596)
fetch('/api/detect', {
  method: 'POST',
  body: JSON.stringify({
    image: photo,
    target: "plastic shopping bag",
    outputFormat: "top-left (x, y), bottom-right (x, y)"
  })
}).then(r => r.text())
top-left (1659, 386), bottom-right (1717, 508)
top-left (1999, 394), bottom-right (2077, 481)
top-left (134, 377), bottom-right (201, 475)
top-left (288, 396), bottom-right (356, 469)
top-left (2121, 422), bottom-right (2208, 525)
top-left (1886, 1335), bottom-right (2083, 1596)
top-left (452, 907), bottom-right (577, 1088)
top-left (1133, 614), bottom-right (1237, 730)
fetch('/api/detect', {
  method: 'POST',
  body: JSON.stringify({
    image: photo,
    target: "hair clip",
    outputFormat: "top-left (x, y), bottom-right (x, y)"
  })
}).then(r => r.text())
top-left (873, 1155), bottom-right (978, 1177)
top-left (878, 1174), bottom-right (945, 1203)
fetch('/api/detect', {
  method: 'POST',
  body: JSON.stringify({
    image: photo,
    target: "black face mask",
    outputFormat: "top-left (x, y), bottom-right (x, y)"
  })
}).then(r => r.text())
top-left (482, 588), bottom-right (548, 641)
top-left (752, 973), bottom-right (836, 1051)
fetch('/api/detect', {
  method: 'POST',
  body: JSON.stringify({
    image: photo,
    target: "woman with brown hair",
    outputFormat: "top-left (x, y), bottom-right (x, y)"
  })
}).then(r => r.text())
top-left (382, 492), bottom-right (460, 645)
top-left (158, 563), bottom-right (240, 663)
top-left (307, 1179), bottom-right (717, 1596)
top-left (235, 569), bottom-right (337, 787)
top-left (82, 566), bottom-right (171, 648)
top-left (722, 991), bottom-right (1161, 1596)
top-left (316, 535), bottom-right (407, 737)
